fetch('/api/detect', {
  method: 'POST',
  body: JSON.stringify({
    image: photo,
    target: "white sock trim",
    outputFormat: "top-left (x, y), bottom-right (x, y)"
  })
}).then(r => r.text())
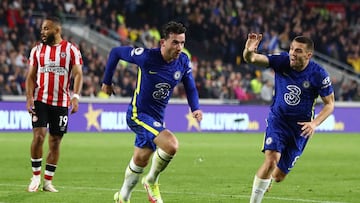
top-left (157, 148), bottom-right (173, 162)
top-left (31, 158), bottom-right (42, 162)
top-left (129, 157), bottom-right (144, 173)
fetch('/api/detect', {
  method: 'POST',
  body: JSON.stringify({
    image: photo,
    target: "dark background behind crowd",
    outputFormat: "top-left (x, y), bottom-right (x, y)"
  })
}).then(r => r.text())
top-left (1, 0), bottom-right (360, 103)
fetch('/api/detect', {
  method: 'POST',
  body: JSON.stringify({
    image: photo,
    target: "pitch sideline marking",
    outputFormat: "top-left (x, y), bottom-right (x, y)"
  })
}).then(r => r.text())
top-left (0, 183), bottom-right (347, 203)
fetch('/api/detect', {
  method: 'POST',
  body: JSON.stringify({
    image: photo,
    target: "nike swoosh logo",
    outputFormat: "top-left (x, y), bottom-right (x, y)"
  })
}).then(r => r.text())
top-left (149, 71), bottom-right (157, 74)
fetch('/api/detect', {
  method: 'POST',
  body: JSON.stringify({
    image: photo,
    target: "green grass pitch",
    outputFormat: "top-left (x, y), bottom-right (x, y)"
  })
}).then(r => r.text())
top-left (0, 132), bottom-right (359, 203)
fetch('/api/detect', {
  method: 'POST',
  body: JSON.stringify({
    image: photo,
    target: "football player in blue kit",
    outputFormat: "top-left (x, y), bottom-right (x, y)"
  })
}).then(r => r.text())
top-left (243, 33), bottom-right (335, 203)
top-left (101, 21), bottom-right (203, 203)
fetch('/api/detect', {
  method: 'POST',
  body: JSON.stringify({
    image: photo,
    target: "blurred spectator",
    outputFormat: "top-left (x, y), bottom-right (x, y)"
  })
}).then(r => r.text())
top-left (331, 75), bottom-right (345, 101)
top-left (230, 72), bottom-right (251, 102)
top-left (352, 87), bottom-right (360, 101)
top-left (0, 0), bottom-right (359, 104)
top-left (340, 79), bottom-right (359, 101)
top-left (347, 52), bottom-right (360, 73)
top-left (0, 74), bottom-right (7, 99)
top-left (7, 74), bottom-right (22, 95)
top-left (249, 70), bottom-right (263, 100)
top-left (260, 80), bottom-right (274, 104)
top-left (232, 80), bottom-right (250, 102)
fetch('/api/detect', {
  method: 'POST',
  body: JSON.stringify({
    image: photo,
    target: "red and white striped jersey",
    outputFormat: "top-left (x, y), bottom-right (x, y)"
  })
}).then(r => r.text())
top-left (28, 40), bottom-right (83, 107)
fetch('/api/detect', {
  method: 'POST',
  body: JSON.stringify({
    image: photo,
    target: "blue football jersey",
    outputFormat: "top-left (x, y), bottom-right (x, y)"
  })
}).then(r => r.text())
top-left (267, 52), bottom-right (333, 121)
top-left (103, 46), bottom-right (199, 122)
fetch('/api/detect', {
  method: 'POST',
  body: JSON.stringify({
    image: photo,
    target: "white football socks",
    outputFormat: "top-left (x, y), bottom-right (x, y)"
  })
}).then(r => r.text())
top-left (250, 175), bottom-right (272, 203)
top-left (146, 148), bottom-right (173, 184)
top-left (120, 158), bottom-right (144, 201)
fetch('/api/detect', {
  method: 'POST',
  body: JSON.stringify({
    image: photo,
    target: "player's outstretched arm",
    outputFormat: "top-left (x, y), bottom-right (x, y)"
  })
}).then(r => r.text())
top-left (243, 33), bottom-right (269, 67)
top-left (70, 64), bottom-right (83, 114)
top-left (313, 93), bottom-right (335, 127)
top-left (298, 93), bottom-right (335, 138)
top-left (102, 46), bottom-right (134, 96)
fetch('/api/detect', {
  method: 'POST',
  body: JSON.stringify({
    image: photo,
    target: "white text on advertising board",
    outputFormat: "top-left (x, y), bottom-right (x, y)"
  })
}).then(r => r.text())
top-left (0, 110), bottom-right (32, 130)
top-left (100, 111), bottom-right (128, 130)
top-left (201, 112), bottom-right (259, 131)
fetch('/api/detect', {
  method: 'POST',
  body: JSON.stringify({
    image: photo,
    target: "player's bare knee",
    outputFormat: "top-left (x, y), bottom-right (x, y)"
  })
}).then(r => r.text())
top-left (156, 130), bottom-right (178, 155)
top-left (164, 139), bottom-right (178, 155)
top-left (133, 156), bottom-right (149, 167)
top-left (273, 175), bottom-right (286, 182)
top-left (272, 169), bottom-right (287, 182)
top-left (33, 134), bottom-right (46, 145)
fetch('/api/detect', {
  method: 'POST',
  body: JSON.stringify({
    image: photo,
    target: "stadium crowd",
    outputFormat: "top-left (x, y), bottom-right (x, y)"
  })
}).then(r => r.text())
top-left (0, 0), bottom-right (360, 102)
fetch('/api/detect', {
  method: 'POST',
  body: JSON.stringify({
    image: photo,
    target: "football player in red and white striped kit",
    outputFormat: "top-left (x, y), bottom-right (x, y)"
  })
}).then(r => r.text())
top-left (25, 16), bottom-right (83, 192)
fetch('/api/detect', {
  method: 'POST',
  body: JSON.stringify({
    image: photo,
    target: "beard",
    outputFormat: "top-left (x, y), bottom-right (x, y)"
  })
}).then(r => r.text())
top-left (42, 34), bottom-right (56, 45)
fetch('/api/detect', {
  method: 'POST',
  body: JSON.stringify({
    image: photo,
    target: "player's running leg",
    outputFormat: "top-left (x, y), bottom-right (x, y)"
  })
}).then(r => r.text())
top-left (115, 158), bottom-right (143, 202)
top-left (42, 163), bottom-right (58, 192)
top-left (114, 191), bottom-right (130, 203)
top-left (142, 148), bottom-right (173, 203)
top-left (250, 175), bottom-right (272, 203)
top-left (142, 177), bottom-right (163, 203)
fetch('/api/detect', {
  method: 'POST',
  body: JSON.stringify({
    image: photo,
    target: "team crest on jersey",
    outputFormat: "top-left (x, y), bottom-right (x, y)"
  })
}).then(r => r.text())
top-left (153, 121), bottom-right (162, 127)
top-left (174, 71), bottom-right (181, 80)
top-left (265, 137), bottom-right (273, 145)
top-left (302, 81), bottom-right (310, 88)
top-left (60, 52), bottom-right (67, 58)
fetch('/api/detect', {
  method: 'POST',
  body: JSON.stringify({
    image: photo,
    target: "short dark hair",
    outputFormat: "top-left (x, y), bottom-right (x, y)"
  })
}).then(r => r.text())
top-left (293, 36), bottom-right (314, 52)
top-left (161, 21), bottom-right (186, 39)
top-left (45, 16), bottom-right (61, 25)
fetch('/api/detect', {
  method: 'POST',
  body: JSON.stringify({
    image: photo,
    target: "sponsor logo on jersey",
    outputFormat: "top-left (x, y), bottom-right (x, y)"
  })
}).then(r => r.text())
top-left (284, 85), bottom-right (301, 106)
top-left (40, 66), bottom-right (67, 75)
top-left (321, 76), bottom-right (332, 89)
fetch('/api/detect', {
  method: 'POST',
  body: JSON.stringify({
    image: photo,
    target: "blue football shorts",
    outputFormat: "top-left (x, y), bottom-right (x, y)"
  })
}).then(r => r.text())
top-left (263, 114), bottom-right (309, 174)
top-left (126, 112), bottom-right (166, 151)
